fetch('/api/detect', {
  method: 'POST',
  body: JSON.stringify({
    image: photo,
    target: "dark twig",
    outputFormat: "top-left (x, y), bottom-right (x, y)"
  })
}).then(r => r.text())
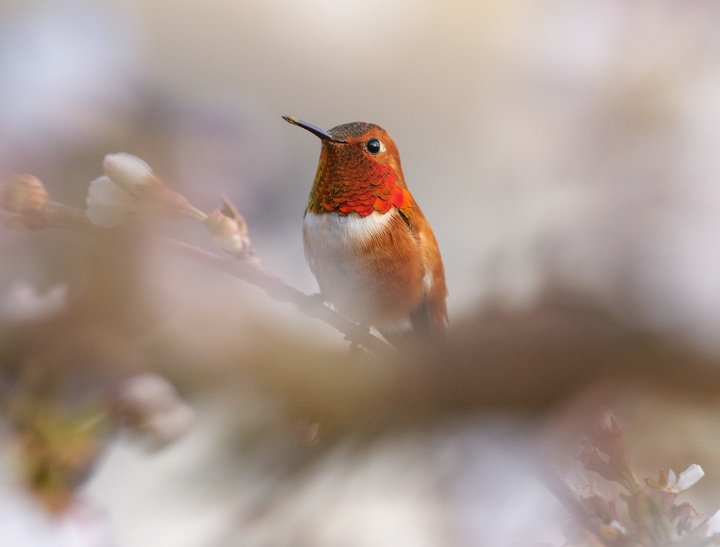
top-left (1, 167), bottom-right (399, 359)
top-left (160, 240), bottom-right (399, 360)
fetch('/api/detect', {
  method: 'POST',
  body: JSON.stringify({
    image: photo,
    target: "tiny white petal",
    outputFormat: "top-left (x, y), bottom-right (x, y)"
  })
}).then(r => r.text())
top-left (0, 490), bottom-right (115, 546)
top-left (103, 153), bottom-right (153, 192)
top-left (667, 469), bottom-right (677, 488)
top-left (144, 403), bottom-right (195, 448)
top-left (113, 373), bottom-right (195, 449)
top-left (1, 282), bottom-right (67, 321)
top-left (706, 508), bottom-right (720, 536)
top-left (675, 464), bottom-right (705, 492)
top-left (87, 176), bottom-right (133, 205)
top-left (85, 204), bottom-right (131, 227)
top-left (115, 373), bottom-right (180, 413)
top-left (85, 176), bottom-right (135, 227)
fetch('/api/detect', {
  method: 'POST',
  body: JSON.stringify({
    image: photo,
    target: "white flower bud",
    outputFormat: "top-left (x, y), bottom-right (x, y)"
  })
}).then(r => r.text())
top-left (102, 153), bottom-right (155, 194)
top-left (85, 176), bottom-right (135, 227)
top-left (111, 373), bottom-right (195, 450)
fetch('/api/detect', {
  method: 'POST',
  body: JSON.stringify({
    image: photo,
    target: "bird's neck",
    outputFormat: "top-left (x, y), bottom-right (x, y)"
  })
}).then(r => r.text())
top-left (308, 147), bottom-right (414, 219)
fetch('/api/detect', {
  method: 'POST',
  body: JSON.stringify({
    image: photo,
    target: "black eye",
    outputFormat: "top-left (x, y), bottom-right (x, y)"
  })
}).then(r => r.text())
top-left (365, 138), bottom-right (381, 155)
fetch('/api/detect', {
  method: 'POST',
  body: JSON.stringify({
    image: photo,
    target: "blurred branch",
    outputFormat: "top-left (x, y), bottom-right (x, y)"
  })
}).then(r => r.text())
top-left (0, 168), bottom-right (397, 360)
top-left (166, 240), bottom-right (398, 359)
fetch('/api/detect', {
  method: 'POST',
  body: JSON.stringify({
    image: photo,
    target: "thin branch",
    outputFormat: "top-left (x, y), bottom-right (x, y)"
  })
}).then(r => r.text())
top-left (166, 240), bottom-right (398, 359)
top-left (2, 195), bottom-right (398, 359)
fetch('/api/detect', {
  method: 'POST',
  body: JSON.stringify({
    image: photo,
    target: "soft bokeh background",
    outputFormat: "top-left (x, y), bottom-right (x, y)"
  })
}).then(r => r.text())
top-left (3, 0), bottom-right (720, 545)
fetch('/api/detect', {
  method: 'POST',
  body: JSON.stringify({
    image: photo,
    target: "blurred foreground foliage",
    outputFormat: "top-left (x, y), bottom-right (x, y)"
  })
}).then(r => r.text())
top-left (3, 161), bottom-right (720, 546)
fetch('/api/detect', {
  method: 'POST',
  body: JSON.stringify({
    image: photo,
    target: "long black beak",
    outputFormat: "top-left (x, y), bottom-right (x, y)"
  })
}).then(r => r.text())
top-left (282, 116), bottom-right (346, 143)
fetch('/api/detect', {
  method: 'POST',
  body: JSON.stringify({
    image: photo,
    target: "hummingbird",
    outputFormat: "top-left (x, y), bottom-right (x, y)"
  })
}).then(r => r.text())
top-left (283, 116), bottom-right (447, 348)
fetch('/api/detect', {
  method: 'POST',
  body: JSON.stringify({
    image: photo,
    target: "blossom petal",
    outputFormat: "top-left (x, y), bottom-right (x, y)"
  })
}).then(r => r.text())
top-left (676, 464), bottom-right (705, 492)
top-left (87, 176), bottom-right (132, 205)
top-left (85, 204), bottom-right (131, 228)
top-left (85, 176), bottom-right (135, 227)
top-left (1, 282), bottom-right (67, 321)
top-left (144, 402), bottom-right (195, 448)
top-left (706, 508), bottom-right (720, 537)
top-left (112, 373), bottom-right (195, 450)
top-left (103, 153), bottom-right (153, 193)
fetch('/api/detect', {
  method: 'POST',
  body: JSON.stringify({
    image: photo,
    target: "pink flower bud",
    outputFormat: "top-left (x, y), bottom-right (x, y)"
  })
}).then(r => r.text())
top-left (1, 174), bottom-right (48, 213)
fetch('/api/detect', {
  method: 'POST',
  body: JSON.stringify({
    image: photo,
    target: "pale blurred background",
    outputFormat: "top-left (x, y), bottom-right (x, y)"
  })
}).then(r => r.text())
top-left (2, 0), bottom-right (720, 545)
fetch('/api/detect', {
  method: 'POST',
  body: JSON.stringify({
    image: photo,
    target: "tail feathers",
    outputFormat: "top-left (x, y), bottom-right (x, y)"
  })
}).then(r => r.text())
top-left (379, 299), bottom-right (446, 352)
top-left (410, 298), bottom-right (446, 342)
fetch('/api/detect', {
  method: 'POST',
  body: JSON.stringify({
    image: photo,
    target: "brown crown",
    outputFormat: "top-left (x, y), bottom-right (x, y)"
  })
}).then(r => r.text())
top-left (327, 122), bottom-right (377, 141)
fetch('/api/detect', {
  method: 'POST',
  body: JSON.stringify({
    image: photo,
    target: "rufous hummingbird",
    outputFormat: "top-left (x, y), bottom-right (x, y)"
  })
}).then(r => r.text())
top-left (283, 116), bottom-right (447, 348)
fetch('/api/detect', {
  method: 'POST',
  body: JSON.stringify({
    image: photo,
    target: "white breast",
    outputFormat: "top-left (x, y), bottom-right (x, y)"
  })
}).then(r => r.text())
top-left (303, 209), bottom-right (394, 248)
top-left (302, 210), bottom-right (396, 321)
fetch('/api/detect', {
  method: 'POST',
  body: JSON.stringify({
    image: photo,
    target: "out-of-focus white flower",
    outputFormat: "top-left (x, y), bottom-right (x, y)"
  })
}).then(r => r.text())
top-left (565, 467), bottom-right (599, 498)
top-left (141, 402), bottom-right (195, 448)
top-left (86, 153), bottom-right (206, 226)
top-left (0, 488), bottom-right (117, 547)
top-left (664, 464), bottom-right (705, 493)
top-left (85, 153), bottom-right (158, 228)
top-left (110, 373), bottom-right (195, 450)
top-left (85, 175), bottom-right (135, 228)
top-left (1, 281), bottom-right (67, 322)
top-left (706, 508), bottom-right (720, 537)
top-left (114, 373), bottom-right (178, 410)
top-left (102, 153), bottom-right (155, 194)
